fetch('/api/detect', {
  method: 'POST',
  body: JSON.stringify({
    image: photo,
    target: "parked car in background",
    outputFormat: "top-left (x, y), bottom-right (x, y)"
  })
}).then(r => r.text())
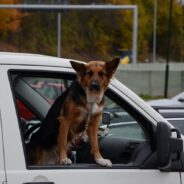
top-left (18, 81), bottom-right (65, 120)
top-left (151, 106), bottom-right (184, 135)
top-left (31, 81), bottom-right (65, 104)
top-left (148, 91), bottom-right (184, 108)
top-left (148, 94), bottom-right (184, 135)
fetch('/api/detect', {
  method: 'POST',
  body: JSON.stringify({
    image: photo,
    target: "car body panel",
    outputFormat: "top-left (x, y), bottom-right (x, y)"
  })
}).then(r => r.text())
top-left (0, 52), bottom-right (77, 67)
top-left (4, 169), bottom-right (181, 184)
top-left (0, 111), bottom-right (6, 184)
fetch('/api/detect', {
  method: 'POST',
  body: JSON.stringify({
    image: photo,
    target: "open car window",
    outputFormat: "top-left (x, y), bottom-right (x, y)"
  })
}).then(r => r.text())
top-left (10, 71), bottom-right (154, 169)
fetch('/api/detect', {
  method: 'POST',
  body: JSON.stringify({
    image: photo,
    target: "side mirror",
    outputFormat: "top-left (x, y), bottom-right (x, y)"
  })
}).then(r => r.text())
top-left (178, 98), bottom-right (184, 103)
top-left (102, 112), bottom-right (111, 126)
top-left (157, 122), bottom-right (183, 170)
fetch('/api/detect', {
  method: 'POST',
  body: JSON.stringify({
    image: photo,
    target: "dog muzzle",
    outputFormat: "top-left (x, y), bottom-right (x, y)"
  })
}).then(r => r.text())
top-left (90, 80), bottom-right (100, 91)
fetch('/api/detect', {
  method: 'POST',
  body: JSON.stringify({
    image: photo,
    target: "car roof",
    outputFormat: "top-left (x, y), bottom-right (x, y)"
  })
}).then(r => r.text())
top-left (0, 52), bottom-right (76, 67)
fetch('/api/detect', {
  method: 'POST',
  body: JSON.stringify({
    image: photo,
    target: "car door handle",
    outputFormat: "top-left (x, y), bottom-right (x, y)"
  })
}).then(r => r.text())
top-left (23, 182), bottom-right (54, 184)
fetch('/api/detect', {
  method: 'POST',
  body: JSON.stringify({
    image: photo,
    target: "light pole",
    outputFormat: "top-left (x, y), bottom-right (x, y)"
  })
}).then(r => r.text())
top-left (164, 0), bottom-right (173, 98)
top-left (57, 12), bottom-right (61, 57)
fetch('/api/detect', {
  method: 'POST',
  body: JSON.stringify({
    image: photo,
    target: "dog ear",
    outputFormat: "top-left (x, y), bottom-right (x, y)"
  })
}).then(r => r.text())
top-left (105, 57), bottom-right (120, 78)
top-left (70, 61), bottom-right (86, 77)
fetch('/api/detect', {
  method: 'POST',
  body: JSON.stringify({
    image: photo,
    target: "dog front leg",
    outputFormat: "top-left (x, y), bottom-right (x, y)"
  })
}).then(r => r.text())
top-left (57, 116), bottom-right (72, 165)
top-left (87, 114), bottom-right (112, 167)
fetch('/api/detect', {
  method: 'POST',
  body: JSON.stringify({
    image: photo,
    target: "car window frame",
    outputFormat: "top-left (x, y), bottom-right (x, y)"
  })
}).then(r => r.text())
top-left (8, 69), bottom-right (156, 170)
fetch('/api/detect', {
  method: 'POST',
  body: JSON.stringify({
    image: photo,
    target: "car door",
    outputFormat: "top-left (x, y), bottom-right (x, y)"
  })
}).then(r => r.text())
top-left (0, 112), bottom-right (6, 184)
top-left (0, 64), bottom-right (181, 184)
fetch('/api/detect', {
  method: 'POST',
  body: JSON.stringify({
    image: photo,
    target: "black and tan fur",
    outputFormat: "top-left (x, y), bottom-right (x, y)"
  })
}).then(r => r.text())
top-left (27, 58), bottom-right (120, 167)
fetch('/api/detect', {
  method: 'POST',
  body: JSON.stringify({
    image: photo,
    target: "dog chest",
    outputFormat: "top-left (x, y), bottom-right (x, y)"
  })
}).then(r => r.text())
top-left (88, 102), bottom-right (103, 115)
top-left (73, 103), bottom-right (102, 132)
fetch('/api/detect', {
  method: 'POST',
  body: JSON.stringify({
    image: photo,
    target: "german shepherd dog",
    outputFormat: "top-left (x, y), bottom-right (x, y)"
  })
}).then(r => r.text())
top-left (27, 58), bottom-right (119, 167)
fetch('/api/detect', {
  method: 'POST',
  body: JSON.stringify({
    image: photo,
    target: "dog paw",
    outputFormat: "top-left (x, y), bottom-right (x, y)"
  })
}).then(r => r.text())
top-left (60, 158), bottom-right (72, 165)
top-left (95, 158), bottom-right (112, 167)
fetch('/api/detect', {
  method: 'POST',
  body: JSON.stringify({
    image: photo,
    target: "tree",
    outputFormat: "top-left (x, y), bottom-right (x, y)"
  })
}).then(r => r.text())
top-left (0, 0), bottom-right (22, 36)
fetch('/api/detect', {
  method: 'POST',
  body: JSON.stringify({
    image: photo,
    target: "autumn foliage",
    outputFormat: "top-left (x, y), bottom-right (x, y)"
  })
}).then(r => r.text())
top-left (0, 0), bottom-right (22, 34)
top-left (0, 0), bottom-right (183, 62)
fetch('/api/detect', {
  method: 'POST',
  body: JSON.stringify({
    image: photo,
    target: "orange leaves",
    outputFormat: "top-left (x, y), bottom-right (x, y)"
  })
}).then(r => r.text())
top-left (0, 0), bottom-right (22, 33)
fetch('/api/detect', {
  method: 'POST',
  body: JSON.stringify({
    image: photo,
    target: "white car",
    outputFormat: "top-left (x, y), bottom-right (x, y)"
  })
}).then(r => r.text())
top-left (148, 92), bottom-right (184, 108)
top-left (0, 52), bottom-right (183, 184)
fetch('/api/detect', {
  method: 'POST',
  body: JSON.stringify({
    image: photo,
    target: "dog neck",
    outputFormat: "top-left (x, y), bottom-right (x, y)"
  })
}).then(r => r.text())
top-left (71, 81), bottom-right (104, 115)
top-left (70, 81), bottom-right (104, 132)
top-left (85, 101), bottom-right (103, 131)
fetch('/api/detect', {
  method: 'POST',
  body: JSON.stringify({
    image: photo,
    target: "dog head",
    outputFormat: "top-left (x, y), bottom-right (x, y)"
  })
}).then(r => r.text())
top-left (70, 58), bottom-right (120, 103)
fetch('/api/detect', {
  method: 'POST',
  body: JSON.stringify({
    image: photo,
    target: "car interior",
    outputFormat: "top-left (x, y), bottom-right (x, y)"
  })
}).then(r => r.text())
top-left (10, 71), bottom-right (158, 169)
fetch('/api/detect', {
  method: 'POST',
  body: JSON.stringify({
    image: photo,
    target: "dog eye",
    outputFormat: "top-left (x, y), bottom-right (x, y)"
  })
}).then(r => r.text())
top-left (99, 71), bottom-right (106, 77)
top-left (85, 71), bottom-right (93, 76)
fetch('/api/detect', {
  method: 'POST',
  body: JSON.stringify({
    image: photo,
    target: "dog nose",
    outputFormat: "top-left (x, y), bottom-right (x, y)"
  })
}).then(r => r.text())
top-left (90, 80), bottom-right (100, 91)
